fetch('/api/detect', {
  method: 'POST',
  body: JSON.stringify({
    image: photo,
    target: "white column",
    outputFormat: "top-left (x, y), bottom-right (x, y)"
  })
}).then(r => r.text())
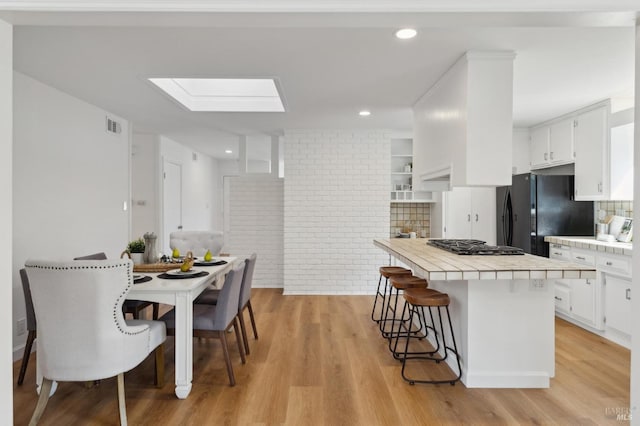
top-left (238, 135), bottom-right (247, 175)
top-left (0, 18), bottom-right (12, 424)
top-left (631, 19), bottom-right (640, 426)
top-left (271, 135), bottom-right (280, 177)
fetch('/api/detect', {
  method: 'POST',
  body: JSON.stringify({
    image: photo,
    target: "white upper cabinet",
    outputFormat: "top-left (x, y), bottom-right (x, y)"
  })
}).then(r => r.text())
top-left (530, 117), bottom-right (574, 170)
top-left (574, 105), bottom-right (609, 200)
top-left (549, 118), bottom-right (575, 165)
top-left (530, 126), bottom-right (550, 169)
top-left (528, 100), bottom-right (621, 201)
top-left (413, 51), bottom-right (515, 188)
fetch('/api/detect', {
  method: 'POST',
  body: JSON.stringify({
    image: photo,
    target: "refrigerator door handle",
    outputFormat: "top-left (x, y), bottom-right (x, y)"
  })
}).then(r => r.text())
top-left (506, 192), bottom-right (513, 246)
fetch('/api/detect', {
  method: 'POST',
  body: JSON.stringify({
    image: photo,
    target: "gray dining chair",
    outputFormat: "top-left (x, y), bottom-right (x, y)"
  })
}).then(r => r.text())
top-left (195, 254), bottom-right (259, 355)
top-left (160, 262), bottom-right (246, 386)
top-left (17, 268), bottom-right (36, 386)
top-left (74, 252), bottom-right (159, 320)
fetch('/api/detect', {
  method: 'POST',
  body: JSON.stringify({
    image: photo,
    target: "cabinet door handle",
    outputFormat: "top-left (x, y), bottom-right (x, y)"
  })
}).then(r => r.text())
top-left (606, 261), bottom-right (613, 266)
top-left (553, 252), bottom-right (562, 256)
top-left (576, 256), bottom-right (586, 260)
top-left (544, 152), bottom-right (548, 161)
top-left (586, 279), bottom-right (591, 285)
top-left (550, 151), bottom-right (554, 160)
top-left (475, 214), bottom-right (479, 222)
top-left (626, 289), bottom-right (631, 300)
top-left (467, 214), bottom-right (471, 222)
top-left (554, 296), bottom-right (562, 301)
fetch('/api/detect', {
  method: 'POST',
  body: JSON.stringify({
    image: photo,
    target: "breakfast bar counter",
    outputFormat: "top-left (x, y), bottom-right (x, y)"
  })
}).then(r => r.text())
top-left (373, 238), bottom-right (596, 389)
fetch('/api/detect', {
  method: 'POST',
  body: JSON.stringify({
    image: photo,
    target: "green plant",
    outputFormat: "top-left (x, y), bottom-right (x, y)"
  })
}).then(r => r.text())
top-left (127, 238), bottom-right (145, 253)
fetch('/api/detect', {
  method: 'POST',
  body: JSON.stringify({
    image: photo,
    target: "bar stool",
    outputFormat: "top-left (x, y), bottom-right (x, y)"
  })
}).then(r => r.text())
top-left (400, 288), bottom-right (462, 386)
top-left (380, 275), bottom-right (429, 339)
top-left (371, 266), bottom-right (411, 324)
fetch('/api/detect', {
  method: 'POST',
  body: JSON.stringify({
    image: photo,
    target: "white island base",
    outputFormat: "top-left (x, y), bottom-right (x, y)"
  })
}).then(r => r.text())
top-left (374, 238), bottom-right (595, 389)
top-left (423, 278), bottom-right (555, 388)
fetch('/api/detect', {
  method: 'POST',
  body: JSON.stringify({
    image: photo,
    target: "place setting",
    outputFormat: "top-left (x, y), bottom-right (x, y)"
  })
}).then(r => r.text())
top-left (157, 251), bottom-right (210, 279)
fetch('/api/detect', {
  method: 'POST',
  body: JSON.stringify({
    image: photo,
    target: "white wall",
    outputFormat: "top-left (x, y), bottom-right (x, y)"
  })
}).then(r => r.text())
top-left (283, 130), bottom-right (389, 295)
top-left (512, 128), bottom-right (531, 175)
top-left (158, 136), bottom-right (220, 252)
top-left (630, 21), bottom-right (639, 426)
top-left (225, 175), bottom-right (284, 287)
top-left (0, 18), bottom-right (12, 423)
top-left (131, 133), bottom-right (160, 240)
top-left (12, 72), bottom-right (131, 358)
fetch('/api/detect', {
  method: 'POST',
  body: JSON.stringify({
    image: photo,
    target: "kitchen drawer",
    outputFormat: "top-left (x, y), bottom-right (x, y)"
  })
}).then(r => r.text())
top-left (549, 244), bottom-right (571, 262)
top-left (554, 284), bottom-right (571, 314)
top-left (571, 249), bottom-right (595, 266)
top-left (598, 253), bottom-right (631, 277)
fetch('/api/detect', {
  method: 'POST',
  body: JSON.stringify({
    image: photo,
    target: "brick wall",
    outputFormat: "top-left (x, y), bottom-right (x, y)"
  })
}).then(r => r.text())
top-left (225, 175), bottom-right (284, 288)
top-left (283, 130), bottom-right (390, 295)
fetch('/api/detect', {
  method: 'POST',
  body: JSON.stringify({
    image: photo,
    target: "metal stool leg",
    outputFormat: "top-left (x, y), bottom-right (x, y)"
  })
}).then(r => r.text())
top-left (401, 302), bottom-right (462, 386)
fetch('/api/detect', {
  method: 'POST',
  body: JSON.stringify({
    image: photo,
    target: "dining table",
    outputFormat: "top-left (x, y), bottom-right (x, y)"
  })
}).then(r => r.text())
top-left (127, 257), bottom-right (236, 399)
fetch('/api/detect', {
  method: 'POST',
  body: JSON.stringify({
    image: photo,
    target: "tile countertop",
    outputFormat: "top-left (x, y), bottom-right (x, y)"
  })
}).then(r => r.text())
top-left (374, 238), bottom-right (596, 281)
top-left (544, 236), bottom-right (632, 256)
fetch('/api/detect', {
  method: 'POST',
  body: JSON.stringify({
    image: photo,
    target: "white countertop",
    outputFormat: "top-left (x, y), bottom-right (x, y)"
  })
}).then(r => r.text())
top-left (374, 238), bottom-right (596, 281)
top-left (544, 236), bottom-right (632, 256)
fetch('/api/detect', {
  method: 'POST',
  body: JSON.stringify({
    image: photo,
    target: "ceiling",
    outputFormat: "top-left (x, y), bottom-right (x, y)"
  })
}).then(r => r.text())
top-left (2, 3), bottom-right (638, 158)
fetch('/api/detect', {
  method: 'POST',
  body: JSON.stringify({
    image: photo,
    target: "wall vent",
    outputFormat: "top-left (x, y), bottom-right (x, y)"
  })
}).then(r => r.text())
top-left (106, 116), bottom-right (122, 134)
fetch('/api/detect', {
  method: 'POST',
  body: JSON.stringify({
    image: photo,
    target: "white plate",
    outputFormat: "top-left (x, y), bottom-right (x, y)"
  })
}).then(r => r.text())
top-left (166, 269), bottom-right (200, 276)
top-left (196, 259), bottom-right (225, 265)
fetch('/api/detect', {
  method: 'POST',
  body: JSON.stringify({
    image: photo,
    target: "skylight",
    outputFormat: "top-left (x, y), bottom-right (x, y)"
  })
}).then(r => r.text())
top-left (148, 78), bottom-right (285, 112)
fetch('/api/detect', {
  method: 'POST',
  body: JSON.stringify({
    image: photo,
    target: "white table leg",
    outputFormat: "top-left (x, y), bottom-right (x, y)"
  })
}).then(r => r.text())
top-left (173, 292), bottom-right (193, 399)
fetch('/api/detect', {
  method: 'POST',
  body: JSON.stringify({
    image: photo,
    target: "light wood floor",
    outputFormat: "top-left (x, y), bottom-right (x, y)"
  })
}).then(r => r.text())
top-left (13, 288), bottom-right (630, 425)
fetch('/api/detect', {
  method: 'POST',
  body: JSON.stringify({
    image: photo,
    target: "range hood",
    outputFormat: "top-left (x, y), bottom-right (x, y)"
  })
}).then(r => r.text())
top-left (413, 51), bottom-right (515, 190)
top-left (419, 164), bottom-right (452, 192)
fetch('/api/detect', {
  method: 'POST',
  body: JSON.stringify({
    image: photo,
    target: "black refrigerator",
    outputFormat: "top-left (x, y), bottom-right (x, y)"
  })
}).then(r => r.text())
top-left (496, 173), bottom-right (594, 257)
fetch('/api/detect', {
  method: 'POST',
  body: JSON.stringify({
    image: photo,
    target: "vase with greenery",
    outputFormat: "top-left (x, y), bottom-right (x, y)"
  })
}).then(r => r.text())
top-left (127, 238), bottom-right (145, 264)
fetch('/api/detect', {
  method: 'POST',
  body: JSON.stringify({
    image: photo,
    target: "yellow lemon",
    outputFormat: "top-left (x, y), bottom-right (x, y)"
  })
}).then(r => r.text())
top-left (204, 250), bottom-right (212, 262)
top-left (172, 247), bottom-right (180, 258)
top-left (180, 261), bottom-right (191, 272)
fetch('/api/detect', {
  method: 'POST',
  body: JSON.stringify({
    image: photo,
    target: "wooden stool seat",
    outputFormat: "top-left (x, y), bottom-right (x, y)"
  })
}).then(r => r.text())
top-left (390, 276), bottom-right (429, 290)
top-left (403, 288), bottom-right (449, 307)
top-left (379, 266), bottom-right (412, 279)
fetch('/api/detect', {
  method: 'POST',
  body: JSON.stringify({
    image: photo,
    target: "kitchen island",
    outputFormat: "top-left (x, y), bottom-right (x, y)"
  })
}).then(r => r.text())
top-left (374, 238), bottom-right (596, 388)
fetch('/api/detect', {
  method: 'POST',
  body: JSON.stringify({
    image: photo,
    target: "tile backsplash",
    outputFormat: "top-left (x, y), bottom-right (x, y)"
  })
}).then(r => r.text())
top-left (596, 200), bottom-right (633, 219)
top-left (390, 203), bottom-right (431, 238)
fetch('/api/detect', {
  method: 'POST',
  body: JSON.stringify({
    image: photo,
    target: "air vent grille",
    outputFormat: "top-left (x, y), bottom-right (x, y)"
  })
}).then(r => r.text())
top-left (106, 116), bottom-right (122, 134)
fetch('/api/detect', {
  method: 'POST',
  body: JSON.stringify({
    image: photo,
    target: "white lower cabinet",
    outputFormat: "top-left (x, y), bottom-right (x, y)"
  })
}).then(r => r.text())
top-left (549, 241), bottom-right (631, 348)
top-left (603, 274), bottom-right (632, 336)
top-left (569, 278), bottom-right (596, 326)
top-left (552, 278), bottom-right (597, 328)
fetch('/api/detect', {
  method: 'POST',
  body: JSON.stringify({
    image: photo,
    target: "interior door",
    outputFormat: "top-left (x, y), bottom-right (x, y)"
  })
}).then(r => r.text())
top-left (163, 160), bottom-right (182, 254)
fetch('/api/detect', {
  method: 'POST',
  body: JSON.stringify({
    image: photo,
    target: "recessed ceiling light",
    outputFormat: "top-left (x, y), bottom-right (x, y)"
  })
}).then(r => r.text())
top-left (359, 110), bottom-right (371, 117)
top-left (225, 150), bottom-right (233, 154)
top-left (148, 78), bottom-right (285, 112)
top-left (395, 28), bottom-right (417, 40)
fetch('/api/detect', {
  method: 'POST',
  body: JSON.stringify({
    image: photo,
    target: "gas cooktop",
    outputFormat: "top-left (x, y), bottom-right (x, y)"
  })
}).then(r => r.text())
top-left (427, 239), bottom-right (525, 255)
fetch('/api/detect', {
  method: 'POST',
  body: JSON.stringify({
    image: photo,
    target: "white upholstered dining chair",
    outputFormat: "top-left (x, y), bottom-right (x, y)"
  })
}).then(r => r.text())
top-left (24, 258), bottom-right (166, 426)
top-left (169, 230), bottom-right (224, 257)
